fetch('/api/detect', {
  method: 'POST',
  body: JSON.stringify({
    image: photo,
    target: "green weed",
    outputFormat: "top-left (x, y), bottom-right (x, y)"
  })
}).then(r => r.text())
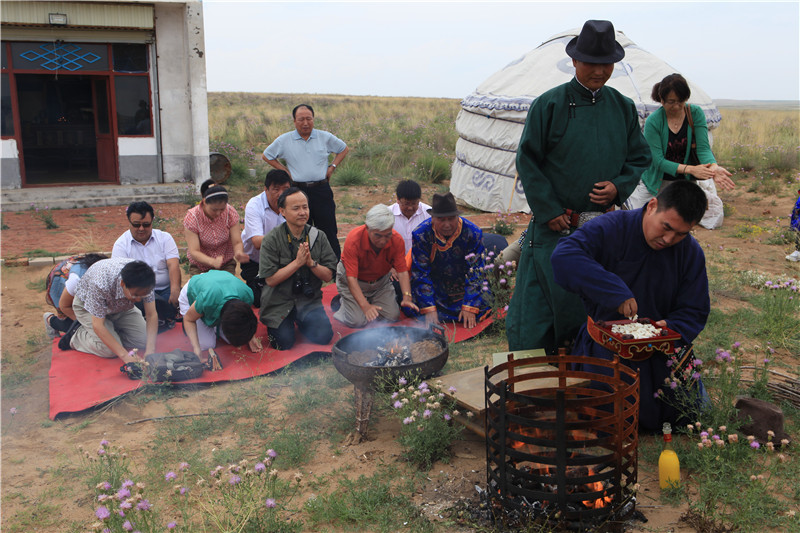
top-left (25, 278), bottom-right (46, 291)
top-left (332, 165), bottom-right (369, 186)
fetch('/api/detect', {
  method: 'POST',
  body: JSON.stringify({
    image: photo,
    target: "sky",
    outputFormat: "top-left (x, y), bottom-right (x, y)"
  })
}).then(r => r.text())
top-left (201, 1), bottom-right (800, 101)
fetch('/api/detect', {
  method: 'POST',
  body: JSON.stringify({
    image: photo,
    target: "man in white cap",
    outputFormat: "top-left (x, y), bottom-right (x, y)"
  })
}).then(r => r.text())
top-left (507, 19), bottom-right (652, 354)
top-left (334, 204), bottom-right (417, 328)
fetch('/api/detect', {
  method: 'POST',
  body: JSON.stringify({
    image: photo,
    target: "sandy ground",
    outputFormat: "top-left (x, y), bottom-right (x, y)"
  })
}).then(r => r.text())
top-left (1, 180), bottom-right (798, 532)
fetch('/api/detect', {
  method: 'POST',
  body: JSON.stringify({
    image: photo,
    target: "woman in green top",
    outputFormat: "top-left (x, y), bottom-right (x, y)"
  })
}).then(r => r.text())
top-left (626, 73), bottom-right (735, 210)
top-left (179, 270), bottom-right (260, 359)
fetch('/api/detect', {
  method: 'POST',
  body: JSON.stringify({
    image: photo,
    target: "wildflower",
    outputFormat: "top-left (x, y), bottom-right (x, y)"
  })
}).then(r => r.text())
top-left (136, 500), bottom-right (151, 511)
top-left (700, 431), bottom-right (709, 439)
top-left (453, 410), bottom-right (460, 416)
top-left (686, 425), bottom-right (693, 432)
top-left (728, 434), bottom-right (739, 444)
top-left (119, 501), bottom-right (132, 510)
top-left (417, 425), bottom-right (425, 431)
top-left (97, 481), bottom-right (112, 491)
top-left (265, 498), bottom-right (277, 508)
top-left (167, 523), bottom-right (177, 530)
top-left (719, 425), bottom-right (727, 433)
top-left (180, 487), bottom-right (188, 495)
top-left (122, 480), bottom-right (134, 489)
top-left (269, 469), bottom-right (278, 477)
top-left (403, 417), bottom-right (414, 425)
top-left (778, 454), bottom-right (788, 463)
top-left (697, 442), bottom-right (704, 450)
top-left (750, 474), bottom-right (757, 481)
top-left (766, 442), bottom-right (775, 452)
top-left (669, 381), bottom-right (678, 390)
top-left (294, 472), bottom-right (303, 482)
top-left (98, 448), bottom-right (106, 456)
top-left (444, 413), bottom-right (452, 421)
top-left (165, 471), bottom-right (177, 481)
top-left (399, 377), bottom-right (407, 385)
top-left (96, 507), bottom-right (111, 520)
top-left (255, 462), bottom-right (266, 472)
top-left (448, 386), bottom-right (457, 394)
top-left (750, 441), bottom-right (760, 449)
top-left (418, 381), bottom-right (428, 390)
top-left (229, 475), bottom-right (241, 485)
top-left (781, 439), bottom-right (790, 446)
top-left (116, 488), bottom-right (131, 500)
top-left (98, 494), bottom-right (109, 502)
top-left (767, 430), bottom-right (775, 438)
top-left (391, 392), bottom-right (399, 399)
top-left (423, 409), bottom-right (432, 419)
top-left (178, 462), bottom-right (189, 471)
top-left (747, 435), bottom-right (756, 443)
top-left (733, 341), bottom-right (741, 348)
top-left (393, 401), bottom-right (403, 409)
top-left (9, 407), bottom-right (17, 415)
top-left (123, 521), bottom-right (133, 531)
top-left (466, 411), bottom-right (474, 418)
top-left (100, 439), bottom-right (109, 446)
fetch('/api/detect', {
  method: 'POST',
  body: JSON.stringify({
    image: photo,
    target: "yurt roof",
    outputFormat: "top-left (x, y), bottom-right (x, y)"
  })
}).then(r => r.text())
top-left (451, 28), bottom-right (721, 214)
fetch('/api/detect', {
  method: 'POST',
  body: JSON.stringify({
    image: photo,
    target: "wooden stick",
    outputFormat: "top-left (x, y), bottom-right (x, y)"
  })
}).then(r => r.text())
top-left (125, 412), bottom-right (230, 425)
top-left (507, 174), bottom-right (519, 212)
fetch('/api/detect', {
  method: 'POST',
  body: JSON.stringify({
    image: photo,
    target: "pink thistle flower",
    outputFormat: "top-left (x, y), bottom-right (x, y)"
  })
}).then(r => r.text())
top-left (393, 401), bottom-right (403, 409)
top-left (728, 434), bottom-right (739, 444)
top-left (265, 498), bottom-right (277, 508)
top-left (136, 500), bottom-right (151, 511)
top-left (448, 386), bottom-right (457, 394)
top-left (123, 520), bottom-right (133, 531)
top-left (180, 487), bottom-right (188, 496)
top-left (9, 407), bottom-right (17, 415)
top-left (100, 439), bottom-right (109, 446)
top-left (101, 481), bottom-right (112, 490)
top-left (266, 449), bottom-right (277, 459)
top-left (418, 382), bottom-right (428, 390)
top-left (423, 409), bottom-right (432, 419)
top-left (122, 480), bottom-right (134, 489)
top-left (398, 377), bottom-right (407, 385)
top-left (178, 462), bottom-right (189, 471)
top-left (750, 441), bottom-right (760, 449)
top-left (391, 392), bottom-right (399, 399)
top-left (229, 475), bottom-right (241, 485)
top-left (116, 488), bottom-right (131, 499)
top-left (402, 417), bottom-right (413, 425)
top-left (165, 471), bottom-right (177, 481)
top-left (120, 501), bottom-right (132, 510)
top-left (96, 506), bottom-right (111, 520)
top-left (254, 462), bottom-right (266, 472)
top-left (444, 414), bottom-right (452, 421)
top-left (167, 522), bottom-right (177, 529)
top-left (97, 448), bottom-right (106, 456)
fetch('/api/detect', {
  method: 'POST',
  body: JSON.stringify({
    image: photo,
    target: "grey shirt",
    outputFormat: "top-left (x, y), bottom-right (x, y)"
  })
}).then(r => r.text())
top-left (258, 222), bottom-right (337, 328)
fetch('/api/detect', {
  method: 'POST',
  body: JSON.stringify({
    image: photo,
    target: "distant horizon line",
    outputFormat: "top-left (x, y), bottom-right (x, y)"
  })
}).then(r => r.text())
top-left (208, 90), bottom-right (800, 104)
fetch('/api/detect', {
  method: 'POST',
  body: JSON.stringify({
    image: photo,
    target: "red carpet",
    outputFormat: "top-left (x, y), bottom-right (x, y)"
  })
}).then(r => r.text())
top-left (48, 285), bottom-right (493, 419)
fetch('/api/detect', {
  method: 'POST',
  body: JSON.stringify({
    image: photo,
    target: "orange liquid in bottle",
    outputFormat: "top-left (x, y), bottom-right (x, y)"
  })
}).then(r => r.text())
top-left (659, 422), bottom-right (680, 489)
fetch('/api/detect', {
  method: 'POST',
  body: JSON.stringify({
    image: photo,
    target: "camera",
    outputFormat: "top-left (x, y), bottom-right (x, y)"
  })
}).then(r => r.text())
top-left (292, 270), bottom-right (315, 298)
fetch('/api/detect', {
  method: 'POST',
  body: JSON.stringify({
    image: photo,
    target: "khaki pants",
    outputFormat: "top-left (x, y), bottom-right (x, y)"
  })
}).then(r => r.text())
top-left (71, 296), bottom-right (148, 358)
top-left (333, 262), bottom-right (400, 328)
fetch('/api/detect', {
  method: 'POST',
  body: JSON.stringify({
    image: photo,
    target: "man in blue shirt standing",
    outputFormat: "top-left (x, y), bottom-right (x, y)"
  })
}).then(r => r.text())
top-left (263, 104), bottom-right (349, 258)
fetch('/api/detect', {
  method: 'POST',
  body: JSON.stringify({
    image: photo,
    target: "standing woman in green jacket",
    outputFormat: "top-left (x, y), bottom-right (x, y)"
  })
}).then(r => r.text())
top-left (625, 73), bottom-right (735, 210)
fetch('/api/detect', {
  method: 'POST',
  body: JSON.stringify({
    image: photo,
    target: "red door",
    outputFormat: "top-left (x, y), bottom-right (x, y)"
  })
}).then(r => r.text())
top-left (92, 77), bottom-right (117, 182)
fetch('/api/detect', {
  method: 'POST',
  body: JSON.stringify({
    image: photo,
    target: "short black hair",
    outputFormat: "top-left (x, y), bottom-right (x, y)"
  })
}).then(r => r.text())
top-left (200, 179), bottom-right (228, 204)
top-left (126, 201), bottom-right (154, 219)
top-left (292, 104), bottom-right (314, 119)
top-left (265, 169), bottom-right (292, 189)
top-left (79, 253), bottom-right (107, 268)
top-left (395, 179), bottom-right (422, 201)
top-left (656, 180), bottom-right (707, 225)
top-left (277, 187), bottom-right (308, 209)
top-left (219, 300), bottom-right (257, 347)
top-left (120, 260), bottom-right (156, 290)
top-left (651, 73), bottom-right (691, 104)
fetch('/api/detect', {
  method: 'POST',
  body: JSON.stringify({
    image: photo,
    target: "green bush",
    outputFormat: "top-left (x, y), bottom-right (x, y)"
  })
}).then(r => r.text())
top-left (332, 166), bottom-right (369, 186)
top-left (414, 154), bottom-right (451, 184)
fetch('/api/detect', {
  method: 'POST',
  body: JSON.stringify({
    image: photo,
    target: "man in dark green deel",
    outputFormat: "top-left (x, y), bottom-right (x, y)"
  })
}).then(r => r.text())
top-left (506, 20), bottom-right (651, 353)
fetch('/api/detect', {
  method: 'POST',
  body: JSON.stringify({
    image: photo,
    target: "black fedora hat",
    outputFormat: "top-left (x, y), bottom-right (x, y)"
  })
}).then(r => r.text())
top-left (566, 20), bottom-right (624, 64)
top-left (427, 192), bottom-right (461, 217)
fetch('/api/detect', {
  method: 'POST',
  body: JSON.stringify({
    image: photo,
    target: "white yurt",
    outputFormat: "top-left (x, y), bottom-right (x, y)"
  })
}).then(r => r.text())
top-left (451, 28), bottom-right (721, 215)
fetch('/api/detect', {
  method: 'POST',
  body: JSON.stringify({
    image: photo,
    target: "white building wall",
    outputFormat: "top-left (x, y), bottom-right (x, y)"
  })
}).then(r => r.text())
top-left (153, 1), bottom-right (209, 188)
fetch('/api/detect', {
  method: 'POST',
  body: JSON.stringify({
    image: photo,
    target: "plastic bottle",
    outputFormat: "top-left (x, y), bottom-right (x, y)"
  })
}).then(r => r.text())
top-left (658, 422), bottom-right (680, 489)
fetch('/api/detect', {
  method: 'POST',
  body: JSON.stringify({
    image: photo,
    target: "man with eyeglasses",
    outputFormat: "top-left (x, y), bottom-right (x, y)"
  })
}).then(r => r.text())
top-left (112, 201), bottom-right (181, 330)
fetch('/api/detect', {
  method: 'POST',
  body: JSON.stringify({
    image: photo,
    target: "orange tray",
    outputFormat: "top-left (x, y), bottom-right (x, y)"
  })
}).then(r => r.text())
top-left (586, 316), bottom-right (681, 361)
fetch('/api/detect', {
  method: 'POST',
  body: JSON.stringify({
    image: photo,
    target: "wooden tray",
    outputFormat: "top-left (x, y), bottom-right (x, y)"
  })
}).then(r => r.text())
top-left (587, 316), bottom-right (681, 361)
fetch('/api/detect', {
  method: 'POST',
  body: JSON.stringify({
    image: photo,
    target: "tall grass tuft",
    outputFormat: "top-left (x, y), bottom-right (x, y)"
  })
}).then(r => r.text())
top-left (713, 109), bottom-right (800, 173)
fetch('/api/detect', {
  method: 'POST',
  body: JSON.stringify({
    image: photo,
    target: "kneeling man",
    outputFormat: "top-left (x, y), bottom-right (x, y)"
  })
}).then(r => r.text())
top-left (410, 192), bottom-right (491, 328)
top-left (552, 181), bottom-right (710, 431)
top-left (334, 204), bottom-right (418, 328)
top-left (259, 188), bottom-right (338, 349)
top-left (63, 257), bottom-right (157, 364)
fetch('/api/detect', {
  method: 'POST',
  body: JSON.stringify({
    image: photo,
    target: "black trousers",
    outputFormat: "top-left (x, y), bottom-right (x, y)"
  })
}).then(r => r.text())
top-left (240, 261), bottom-right (264, 308)
top-left (295, 180), bottom-right (340, 259)
top-left (267, 305), bottom-right (333, 350)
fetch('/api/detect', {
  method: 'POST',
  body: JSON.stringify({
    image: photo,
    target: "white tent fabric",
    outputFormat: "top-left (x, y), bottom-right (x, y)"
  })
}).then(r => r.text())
top-left (451, 28), bottom-right (721, 214)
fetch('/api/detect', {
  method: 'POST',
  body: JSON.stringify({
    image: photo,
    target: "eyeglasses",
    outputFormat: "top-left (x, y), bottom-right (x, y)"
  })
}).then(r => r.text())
top-left (664, 99), bottom-right (685, 106)
top-left (130, 222), bottom-right (152, 228)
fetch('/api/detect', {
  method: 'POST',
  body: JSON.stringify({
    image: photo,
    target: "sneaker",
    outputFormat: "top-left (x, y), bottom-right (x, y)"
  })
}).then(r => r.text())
top-left (786, 250), bottom-right (800, 262)
top-left (331, 294), bottom-right (342, 312)
top-left (43, 312), bottom-right (58, 338)
top-left (58, 321), bottom-right (80, 351)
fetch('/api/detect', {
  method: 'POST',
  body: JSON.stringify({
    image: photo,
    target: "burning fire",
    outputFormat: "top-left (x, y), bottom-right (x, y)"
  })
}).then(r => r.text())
top-left (508, 424), bottom-right (613, 509)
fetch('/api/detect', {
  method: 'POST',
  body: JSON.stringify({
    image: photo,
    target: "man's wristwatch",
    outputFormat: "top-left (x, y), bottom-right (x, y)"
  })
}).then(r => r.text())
top-left (310, 260), bottom-right (318, 268)
top-left (329, 164), bottom-right (336, 169)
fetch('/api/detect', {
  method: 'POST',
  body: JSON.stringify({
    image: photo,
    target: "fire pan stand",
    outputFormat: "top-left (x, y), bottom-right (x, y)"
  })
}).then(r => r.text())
top-left (485, 354), bottom-right (639, 530)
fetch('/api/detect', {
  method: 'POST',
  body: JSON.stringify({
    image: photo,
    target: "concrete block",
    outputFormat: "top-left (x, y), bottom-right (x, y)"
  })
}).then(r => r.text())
top-left (29, 256), bottom-right (54, 267)
top-left (4, 258), bottom-right (28, 267)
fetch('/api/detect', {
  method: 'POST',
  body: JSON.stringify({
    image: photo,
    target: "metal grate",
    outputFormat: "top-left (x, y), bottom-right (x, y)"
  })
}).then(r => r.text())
top-left (485, 354), bottom-right (639, 531)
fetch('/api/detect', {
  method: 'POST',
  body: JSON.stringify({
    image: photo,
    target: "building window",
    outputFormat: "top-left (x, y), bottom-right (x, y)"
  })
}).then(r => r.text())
top-left (113, 44), bottom-right (148, 73)
top-left (11, 42), bottom-right (108, 71)
top-left (115, 76), bottom-right (151, 135)
top-left (1, 73), bottom-right (13, 136)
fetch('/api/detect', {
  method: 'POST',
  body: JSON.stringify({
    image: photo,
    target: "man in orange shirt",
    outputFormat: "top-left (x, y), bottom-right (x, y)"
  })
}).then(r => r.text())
top-left (334, 204), bottom-right (419, 328)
